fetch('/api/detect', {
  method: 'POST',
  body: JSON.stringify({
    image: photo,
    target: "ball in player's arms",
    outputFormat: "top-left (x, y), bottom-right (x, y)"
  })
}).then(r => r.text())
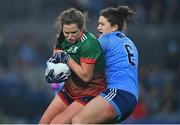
top-left (45, 61), bottom-right (71, 83)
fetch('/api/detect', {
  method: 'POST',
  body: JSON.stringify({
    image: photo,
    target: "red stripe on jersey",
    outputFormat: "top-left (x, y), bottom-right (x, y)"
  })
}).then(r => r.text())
top-left (75, 99), bottom-right (87, 106)
top-left (80, 58), bottom-right (96, 64)
top-left (54, 48), bottom-right (61, 51)
top-left (58, 92), bottom-right (69, 106)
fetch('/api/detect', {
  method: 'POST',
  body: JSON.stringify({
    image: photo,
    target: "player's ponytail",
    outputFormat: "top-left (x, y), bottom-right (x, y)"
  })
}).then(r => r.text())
top-left (117, 6), bottom-right (136, 32)
top-left (118, 6), bottom-right (135, 21)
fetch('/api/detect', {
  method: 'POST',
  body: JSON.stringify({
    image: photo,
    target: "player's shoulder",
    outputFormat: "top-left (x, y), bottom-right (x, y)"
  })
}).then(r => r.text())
top-left (81, 31), bottom-right (97, 41)
top-left (78, 32), bottom-right (101, 51)
top-left (81, 32), bottom-right (99, 45)
top-left (85, 32), bottom-right (97, 39)
top-left (98, 33), bottom-right (110, 43)
top-left (99, 31), bottom-right (124, 42)
top-left (109, 31), bottom-right (126, 39)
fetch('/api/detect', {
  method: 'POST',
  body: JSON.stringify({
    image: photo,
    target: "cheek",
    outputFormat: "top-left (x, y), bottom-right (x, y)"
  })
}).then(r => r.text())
top-left (102, 26), bottom-right (112, 33)
top-left (64, 34), bottom-right (69, 39)
top-left (72, 34), bottom-right (80, 40)
top-left (105, 27), bottom-right (110, 32)
top-left (101, 23), bottom-right (111, 31)
top-left (64, 34), bottom-right (68, 39)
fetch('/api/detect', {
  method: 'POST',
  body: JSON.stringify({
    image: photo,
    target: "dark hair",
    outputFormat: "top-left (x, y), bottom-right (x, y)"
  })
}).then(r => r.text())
top-left (100, 6), bottom-right (136, 31)
top-left (56, 8), bottom-right (86, 32)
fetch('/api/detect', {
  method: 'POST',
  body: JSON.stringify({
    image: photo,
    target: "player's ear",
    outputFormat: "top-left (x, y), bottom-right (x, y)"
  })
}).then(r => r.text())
top-left (112, 24), bottom-right (118, 31)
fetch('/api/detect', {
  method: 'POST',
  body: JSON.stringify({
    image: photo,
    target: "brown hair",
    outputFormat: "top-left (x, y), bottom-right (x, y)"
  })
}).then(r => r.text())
top-left (100, 6), bottom-right (136, 31)
top-left (55, 8), bottom-right (86, 33)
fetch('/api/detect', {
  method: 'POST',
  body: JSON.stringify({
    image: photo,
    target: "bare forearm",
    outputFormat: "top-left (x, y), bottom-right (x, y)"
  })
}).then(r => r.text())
top-left (67, 58), bottom-right (94, 82)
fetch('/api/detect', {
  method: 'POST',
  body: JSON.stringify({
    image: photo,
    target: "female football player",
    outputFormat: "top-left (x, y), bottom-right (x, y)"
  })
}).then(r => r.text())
top-left (72, 6), bottom-right (139, 123)
top-left (39, 8), bottom-right (106, 124)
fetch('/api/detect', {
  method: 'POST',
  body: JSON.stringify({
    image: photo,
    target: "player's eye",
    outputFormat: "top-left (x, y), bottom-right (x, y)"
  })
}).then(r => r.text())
top-left (71, 31), bottom-right (78, 35)
top-left (64, 31), bottom-right (78, 34)
top-left (64, 32), bottom-right (70, 34)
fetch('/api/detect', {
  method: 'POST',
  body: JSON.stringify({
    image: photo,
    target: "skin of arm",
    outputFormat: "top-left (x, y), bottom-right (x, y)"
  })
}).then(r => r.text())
top-left (67, 58), bottom-right (95, 83)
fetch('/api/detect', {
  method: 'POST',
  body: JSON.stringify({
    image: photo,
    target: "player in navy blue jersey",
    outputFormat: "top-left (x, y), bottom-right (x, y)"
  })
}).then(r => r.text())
top-left (72, 6), bottom-right (138, 124)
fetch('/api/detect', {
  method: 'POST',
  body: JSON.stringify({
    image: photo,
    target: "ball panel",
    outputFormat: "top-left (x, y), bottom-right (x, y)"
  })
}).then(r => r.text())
top-left (45, 62), bottom-right (70, 76)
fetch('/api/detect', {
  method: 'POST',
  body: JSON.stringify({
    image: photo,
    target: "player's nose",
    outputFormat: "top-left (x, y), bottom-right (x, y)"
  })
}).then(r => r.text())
top-left (67, 33), bottom-right (73, 39)
top-left (97, 25), bottom-right (101, 30)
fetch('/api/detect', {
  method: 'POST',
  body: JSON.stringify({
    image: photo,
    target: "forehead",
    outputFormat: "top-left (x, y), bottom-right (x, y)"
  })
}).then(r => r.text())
top-left (63, 23), bottom-right (79, 31)
top-left (98, 16), bottom-right (108, 23)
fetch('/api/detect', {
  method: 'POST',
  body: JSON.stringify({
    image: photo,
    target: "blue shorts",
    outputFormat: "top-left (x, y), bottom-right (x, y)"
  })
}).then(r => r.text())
top-left (58, 88), bottom-right (95, 106)
top-left (100, 88), bottom-right (137, 122)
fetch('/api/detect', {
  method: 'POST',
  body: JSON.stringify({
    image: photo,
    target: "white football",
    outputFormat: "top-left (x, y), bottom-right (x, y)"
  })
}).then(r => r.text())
top-left (45, 61), bottom-right (70, 76)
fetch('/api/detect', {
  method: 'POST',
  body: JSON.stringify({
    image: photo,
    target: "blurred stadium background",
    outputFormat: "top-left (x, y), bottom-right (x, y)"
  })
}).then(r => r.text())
top-left (0, 0), bottom-right (180, 123)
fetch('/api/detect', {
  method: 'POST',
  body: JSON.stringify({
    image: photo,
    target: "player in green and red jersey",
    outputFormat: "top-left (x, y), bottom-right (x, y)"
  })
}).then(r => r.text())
top-left (39, 8), bottom-right (106, 124)
top-left (55, 31), bottom-right (106, 98)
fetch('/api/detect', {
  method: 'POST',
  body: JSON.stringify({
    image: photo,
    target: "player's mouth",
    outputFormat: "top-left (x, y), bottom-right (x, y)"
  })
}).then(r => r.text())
top-left (98, 31), bottom-right (103, 36)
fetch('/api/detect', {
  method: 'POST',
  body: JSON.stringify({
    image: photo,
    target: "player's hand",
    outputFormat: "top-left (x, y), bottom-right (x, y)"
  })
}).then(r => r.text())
top-left (45, 69), bottom-right (70, 83)
top-left (50, 50), bottom-right (71, 64)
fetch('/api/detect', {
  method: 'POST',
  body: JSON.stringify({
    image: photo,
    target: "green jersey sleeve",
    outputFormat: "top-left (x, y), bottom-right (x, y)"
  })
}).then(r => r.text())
top-left (80, 34), bottom-right (102, 64)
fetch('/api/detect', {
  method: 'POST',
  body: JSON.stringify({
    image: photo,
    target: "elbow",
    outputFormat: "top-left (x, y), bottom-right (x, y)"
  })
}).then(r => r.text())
top-left (82, 77), bottom-right (91, 83)
top-left (81, 76), bottom-right (92, 83)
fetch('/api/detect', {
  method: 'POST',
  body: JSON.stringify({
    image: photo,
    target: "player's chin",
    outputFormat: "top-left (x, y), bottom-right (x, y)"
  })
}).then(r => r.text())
top-left (67, 39), bottom-right (76, 44)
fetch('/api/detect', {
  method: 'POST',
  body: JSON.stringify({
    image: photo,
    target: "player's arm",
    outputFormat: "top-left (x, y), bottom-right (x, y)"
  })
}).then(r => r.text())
top-left (50, 50), bottom-right (95, 83)
top-left (67, 59), bottom-right (95, 83)
top-left (67, 39), bottom-right (100, 83)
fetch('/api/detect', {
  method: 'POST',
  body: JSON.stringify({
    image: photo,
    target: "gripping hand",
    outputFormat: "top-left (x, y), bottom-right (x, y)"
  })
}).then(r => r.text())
top-left (45, 69), bottom-right (70, 83)
top-left (50, 50), bottom-right (71, 64)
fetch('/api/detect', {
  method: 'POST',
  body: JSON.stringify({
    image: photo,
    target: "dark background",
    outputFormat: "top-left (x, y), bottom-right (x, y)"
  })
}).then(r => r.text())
top-left (0, 0), bottom-right (180, 123)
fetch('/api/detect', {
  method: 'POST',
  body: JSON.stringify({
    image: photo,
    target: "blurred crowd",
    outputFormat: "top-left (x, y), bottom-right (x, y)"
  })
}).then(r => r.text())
top-left (0, 0), bottom-right (180, 123)
top-left (0, 30), bottom-right (54, 123)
